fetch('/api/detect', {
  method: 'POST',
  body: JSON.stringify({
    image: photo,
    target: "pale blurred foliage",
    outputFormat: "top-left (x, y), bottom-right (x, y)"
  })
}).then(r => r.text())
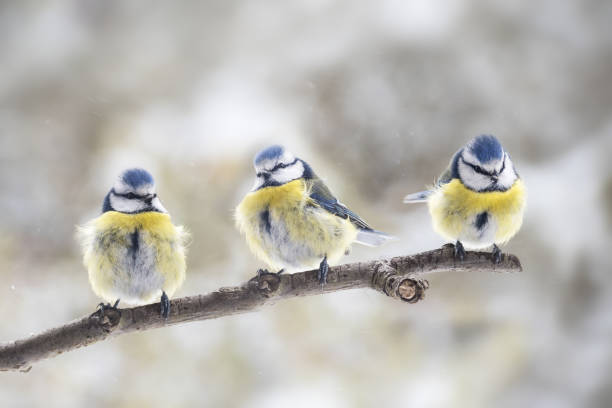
top-left (1, 1), bottom-right (611, 407)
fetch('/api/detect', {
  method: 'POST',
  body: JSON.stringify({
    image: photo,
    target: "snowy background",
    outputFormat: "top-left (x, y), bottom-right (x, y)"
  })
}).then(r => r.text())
top-left (1, 1), bottom-right (611, 407)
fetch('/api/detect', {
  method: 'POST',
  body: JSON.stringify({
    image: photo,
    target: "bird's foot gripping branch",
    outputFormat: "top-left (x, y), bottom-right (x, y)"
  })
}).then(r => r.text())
top-left (0, 244), bottom-right (522, 372)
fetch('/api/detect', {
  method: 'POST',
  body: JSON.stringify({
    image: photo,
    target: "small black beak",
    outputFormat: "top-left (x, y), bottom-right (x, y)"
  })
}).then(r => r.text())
top-left (491, 175), bottom-right (498, 183)
top-left (144, 193), bottom-right (157, 205)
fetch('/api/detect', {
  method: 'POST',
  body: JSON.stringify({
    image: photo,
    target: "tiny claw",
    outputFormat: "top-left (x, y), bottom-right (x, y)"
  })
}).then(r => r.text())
top-left (256, 268), bottom-right (270, 279)
top-left (91, 303), bottom-right (106, 318)
top-left (454, 241), bottom-right (465, 261)
top-left (249, 269), bottom-right (276, 286)
top-left (492, 244), bottom-right (502, 264)
top-left (160, 291), bottom-right (170, 319)
top-left (91, 299), bottom-right (120, 318)
top-left (318, 255), bottom-right (329, 286)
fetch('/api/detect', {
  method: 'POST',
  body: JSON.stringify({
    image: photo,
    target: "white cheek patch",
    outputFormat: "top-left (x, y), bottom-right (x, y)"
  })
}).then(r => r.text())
top-left (252, 176), bottom-right (265, 191)
top-left (109, 194), bottom-right (147, 213)
top-left (270, 161), bottom-right (304, 185)
top-left (458, 161), bottom-right (492, 191)
top-left (496, 155), bottom-right (517, 190)
top-left (151, 197), bottom-right (167, 213)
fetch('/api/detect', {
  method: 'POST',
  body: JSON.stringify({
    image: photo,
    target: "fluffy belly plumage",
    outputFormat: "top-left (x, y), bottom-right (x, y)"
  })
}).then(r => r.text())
top-left (428, 179), bottom-right (525, 248)
top-left (78, 211), bottom-right (187, 305)
top-left (235, 180), bottom-right (357, 272)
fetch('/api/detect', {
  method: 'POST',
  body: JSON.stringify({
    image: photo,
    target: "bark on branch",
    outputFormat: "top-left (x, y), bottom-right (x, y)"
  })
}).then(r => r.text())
top-left (0, 244), bottom-right (522, 372)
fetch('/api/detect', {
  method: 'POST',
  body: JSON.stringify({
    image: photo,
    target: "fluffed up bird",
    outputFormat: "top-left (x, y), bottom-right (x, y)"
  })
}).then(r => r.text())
top-left (235, 145), bottom-right (394, 284)
top-left (77, 168), bottom-right (189, 318)
top-left (404, 134), bottom-right (525, 263)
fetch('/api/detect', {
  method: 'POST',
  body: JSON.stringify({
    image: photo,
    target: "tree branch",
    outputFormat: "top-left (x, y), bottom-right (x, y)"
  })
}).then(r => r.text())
top-left (0, 244), bottom-right (522, 372)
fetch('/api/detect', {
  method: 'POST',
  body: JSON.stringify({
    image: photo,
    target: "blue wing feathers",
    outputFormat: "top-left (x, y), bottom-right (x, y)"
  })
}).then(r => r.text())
top-left (308, 179), bottom-right (372, 230)
top-left (405, 148), bottom-right (463, 204)
top-left (308, 178), bottom-right (394, 246)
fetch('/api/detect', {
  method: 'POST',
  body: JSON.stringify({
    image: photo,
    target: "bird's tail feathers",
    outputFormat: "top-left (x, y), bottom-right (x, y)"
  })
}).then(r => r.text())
top-left (403, 190), bottom-right (433, 203)
top-left (355, 229), bottom-right (396, 247)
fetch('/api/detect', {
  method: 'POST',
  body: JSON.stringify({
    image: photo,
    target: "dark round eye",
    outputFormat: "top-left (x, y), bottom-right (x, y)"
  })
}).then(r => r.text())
top-left (125, 192), bottom-right (137, 199)
top-left (474, 165), bottom-right (486, 174)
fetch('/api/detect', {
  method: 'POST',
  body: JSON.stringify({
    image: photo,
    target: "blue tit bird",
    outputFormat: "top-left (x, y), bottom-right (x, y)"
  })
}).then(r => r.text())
top-left (404, 134), bottom-right (525, 263)
top-left (235, 145), bottom-right (394, 284)
top-left (77, 168), bottom-right (188, 318)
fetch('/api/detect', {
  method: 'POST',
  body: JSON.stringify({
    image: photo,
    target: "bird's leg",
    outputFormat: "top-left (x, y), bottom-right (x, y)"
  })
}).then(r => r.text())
top-left (256, 268), bottom-right (271, 279)
top-left (90, 299), bottom-right (120, 318)
top-left (247, 268), bottom-right (276, 287)
top-left (454, 240), bottom-right (465, 261)
top-left (92, 303), bottom-right (106, 318)
top-left (492, 244), bottom-right (502, 264)
top-left (252, 267), bottom-right (285, 280)
top-left (318, 255), bottom-right (329, 285)
top-left (160, 291), bottom-right (170, 319)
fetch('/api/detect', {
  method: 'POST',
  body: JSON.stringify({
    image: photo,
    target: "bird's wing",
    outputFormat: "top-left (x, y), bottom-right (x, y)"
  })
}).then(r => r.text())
top-left (404, 149), bottom-right (461, 203)
top-left (307, 177), bottom-right (372, 230)
top-left (435, 164), bottom-right (454, 186)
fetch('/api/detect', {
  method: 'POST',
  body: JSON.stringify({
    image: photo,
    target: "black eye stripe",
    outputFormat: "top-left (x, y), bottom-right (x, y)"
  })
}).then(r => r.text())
top-left (461, 157), bottom-right (496, 177)
top-left (122, 193), bottom-right (141, 199)
top-left (111, 189), bottom-right (147, 200)
top-left (269, 158), bottom-right (299, 172)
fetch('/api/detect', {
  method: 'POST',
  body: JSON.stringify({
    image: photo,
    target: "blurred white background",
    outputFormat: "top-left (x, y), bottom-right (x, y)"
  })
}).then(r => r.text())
top-left (1, 1), bottom-right (611, 407)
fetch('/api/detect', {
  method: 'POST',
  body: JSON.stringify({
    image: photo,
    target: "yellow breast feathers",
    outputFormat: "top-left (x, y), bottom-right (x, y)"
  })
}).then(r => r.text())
top-left (77, 211), bottom-right (188, 304)
top-left (235, 179), bottom-right (357, 270)
top-left (428, 179), bottom-right (526, 244)
top-left (236, 179), bottom-right (307, 220)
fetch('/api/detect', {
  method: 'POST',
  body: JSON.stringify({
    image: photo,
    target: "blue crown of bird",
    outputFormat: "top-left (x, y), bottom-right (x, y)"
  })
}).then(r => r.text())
top-left (235, 145), bottom-right (394, 285)
top-left (404, 134), bottom-right (525, 263)
top-left (77, 168), bottom-right (188, 318)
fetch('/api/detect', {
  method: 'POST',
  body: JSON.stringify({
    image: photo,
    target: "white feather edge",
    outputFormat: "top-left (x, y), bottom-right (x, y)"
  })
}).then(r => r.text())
top-left (403, 190), bottom-right (433, 203)
top-left (354, 230), bottom-right (396, 247)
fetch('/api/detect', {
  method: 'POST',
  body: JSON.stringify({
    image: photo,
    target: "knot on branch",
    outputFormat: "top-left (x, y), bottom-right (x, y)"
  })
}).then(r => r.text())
top-left (395, 278), bottom-right (429, 303)
top-left (371, 260), bottom-right (396, 289)
top-left (372, 260), bottom-right (429, 303)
